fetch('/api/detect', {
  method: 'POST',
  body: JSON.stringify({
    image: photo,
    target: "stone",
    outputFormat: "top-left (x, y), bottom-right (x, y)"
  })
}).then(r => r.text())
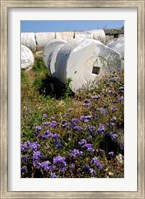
top-left (54, 38), bottom-right (121, 92)
top-left (21, 45), bottom-right (34, 70)
top-left (35, 32), bottom-right (55, 51)
top-left (21, 33), bottom-right (36, 52)
top-left (56, 32), bottom-right (74, 41)
top-left (107, 37), bottom-right (124, 56)
top-left (43, 39), bottom-right (67, 69)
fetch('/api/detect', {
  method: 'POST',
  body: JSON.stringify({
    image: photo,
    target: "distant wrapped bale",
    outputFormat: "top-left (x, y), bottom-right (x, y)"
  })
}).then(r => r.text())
top-left (21, 45), bottom-right (34, 70)
top-left (35, 32), bottom-right (55, 51)
top-left (43, 39), bottom-right (67, 68)
top-left (107, 37), bottom-right (124, 56)
top-left (21, 33), bottom-right (36, 52)
top-left (75, 30), bottom-right (106, 42)
top-left (75, 31), bottom-right (94, 39)
top-left (55, 32), bottom-right (74, 41)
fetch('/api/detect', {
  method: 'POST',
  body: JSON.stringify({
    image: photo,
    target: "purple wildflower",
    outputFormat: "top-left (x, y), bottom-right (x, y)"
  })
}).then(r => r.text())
top-left (51, 116), bottom-right (55, 120)
top-left (111, 107), bottom-right (117, 113)
top-left (82, 165), bottom-right (90, 172)
top-left (86, 147), bottom-right (95, 153)
top-left (110, 122), bottom-right (116, 126)
top-left (82, 143), bottom-right (93, 149)
top-left (63, 113), bottom-right (69, 117)
top-left (69, 149), bottom-right (83, 158)
top-left (29, 142), bottom-right (41, 151)
top-left (73, 125), bottom-right (83, 131)
top-left (48, 165), bottom-right (56, 172)
top-left (111, 77), bottom-right (118, 82)
top-left (43, 122), bottom-right (50, 126)
top-left (99, 149), bottom-right (105, 153)
top-left (89, 168), bottom-right (96, 176)
top-left (92, 95), bottom-right (100, 99)
top-left (53, 156), bottom-right (66, 166)
top-left (37, 134), bottom-right (43, 139)
top-left (52, 133), bottom-right (59, 139)
top-left (62, 122), bottom-right (71, 129)
top-left (108, 151), bottom-right (114, 156)
top-left (51, 173), bottom-right (58, 178)
top-left (96, 124), bottom-right (105, 134)
top-left (59, 166), bottom-right (66, 173)
top-left (87, 125), bottom-right (96, 133)
top-left (21, 143), bottom-right (28, 152)
top-left (91, 157), bottom-right (103, 170)
top-left (118, 86), bottom-right (124, 93)
top-left (35, 126), bottom-right (42, 132)
top-left (22, 156), bottom-right (29, 163)
top-left (21, 166), bottom-right (27, 173)
top-left (69, 163), bottom-right (75, 170)
top-left (33, 160), bottom-right (41, 169)
top-left (111, 134), bottom-right (118, 139)
top-left (54, 139), bottom-right (62, 149)
top-left (41, 161), bottom-right (51, 171)
top-left (71, 118), bottom-right (79, 125)
top-left (50, 120), bottom-right (57, 128)
top-left (67, 108), bottom-right (73, 113)
top-left (88, 135), bottom-right (92, 140)
top-left (107, 89), bottom-right (113, 93)
top-left (111, 116), bottom-right (117, 122)
top-left (84, 98), bottom-right (90, 103)
top-left (43, 113), bottom-right (47, 119)
top-left (119, 96), bottom-right (124, 102)
top-left (32, 151), bottom-right (41, 160)
top-left (78, 139), bottom-right (87, 146)
top-left (82, 103), bottom-right (91, 107)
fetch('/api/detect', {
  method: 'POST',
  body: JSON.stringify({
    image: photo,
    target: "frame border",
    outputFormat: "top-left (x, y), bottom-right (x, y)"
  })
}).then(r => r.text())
top-left (0, 0), bottom-right (145, 198)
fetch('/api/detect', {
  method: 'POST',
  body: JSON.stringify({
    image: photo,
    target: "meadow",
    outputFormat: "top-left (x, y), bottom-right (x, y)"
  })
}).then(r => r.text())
top-left (21, 57), bottom-right (124, 178)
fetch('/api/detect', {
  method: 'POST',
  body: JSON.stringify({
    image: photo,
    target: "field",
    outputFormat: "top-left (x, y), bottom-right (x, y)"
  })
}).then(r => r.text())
top-left (21, 57), bottom-right (124, 178)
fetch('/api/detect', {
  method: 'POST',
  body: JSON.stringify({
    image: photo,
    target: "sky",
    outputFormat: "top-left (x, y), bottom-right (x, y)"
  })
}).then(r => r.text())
top-left (21, 20), bottom-right (124, 32)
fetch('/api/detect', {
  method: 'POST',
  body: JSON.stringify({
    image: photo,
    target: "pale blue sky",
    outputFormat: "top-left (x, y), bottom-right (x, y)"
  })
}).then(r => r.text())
top-left (21, 20), bottom-right (124, 32)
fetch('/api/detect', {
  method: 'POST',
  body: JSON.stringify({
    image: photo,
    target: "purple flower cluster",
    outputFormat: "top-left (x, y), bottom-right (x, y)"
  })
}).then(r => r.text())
top-left (82, 98), bottom-right (91, 107)
top-left (79, 140), bottom-right (95, 154)
top-left (92, 95), bottom-right (100, 99)
top-left (64, 108), bottom-right (73, 117)
top-left (21, 141), bottom-right (41, 152)
top-left (90, 157), bottom-right (103, 170)
top-left (69, 149), bottom-right (83, 158)
top-left (80, 115), bottom-right (93, 123)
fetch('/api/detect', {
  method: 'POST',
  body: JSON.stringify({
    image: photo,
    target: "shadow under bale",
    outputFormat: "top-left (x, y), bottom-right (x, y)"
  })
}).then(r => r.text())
top-left (38, 74), bottom-right (74, 99)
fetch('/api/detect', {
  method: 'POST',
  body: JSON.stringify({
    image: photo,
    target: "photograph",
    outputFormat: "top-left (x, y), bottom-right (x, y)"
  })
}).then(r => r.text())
top-left (21, 20), bottom-right (124, 178)
top-left (1, 0), bottom-right (145, 197)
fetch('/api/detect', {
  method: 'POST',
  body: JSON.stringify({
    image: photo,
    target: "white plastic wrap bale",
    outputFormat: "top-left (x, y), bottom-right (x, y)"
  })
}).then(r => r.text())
top-left (43, 39), bottom-right (67, 69)
top-left (49, 44), bottom-right (66, 79)
top-left (107, 37), bottom-right (124, 56)
top-left (55, 32), bottom-right (75, 41)
top-left (75, 31), bottom-right (94, 39)
top-left (35, 32), bottom-right (55, 51)
top-left (90, 29), bottom-right (106, 41)
top-left (21, 45), bottom-right (34, 70)
top-left (21, 33), bottom-right (36, 52)
top-left (54, 38), bottom-right (121, 92)
top-left (75, 30), bottom-right (106, 42)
